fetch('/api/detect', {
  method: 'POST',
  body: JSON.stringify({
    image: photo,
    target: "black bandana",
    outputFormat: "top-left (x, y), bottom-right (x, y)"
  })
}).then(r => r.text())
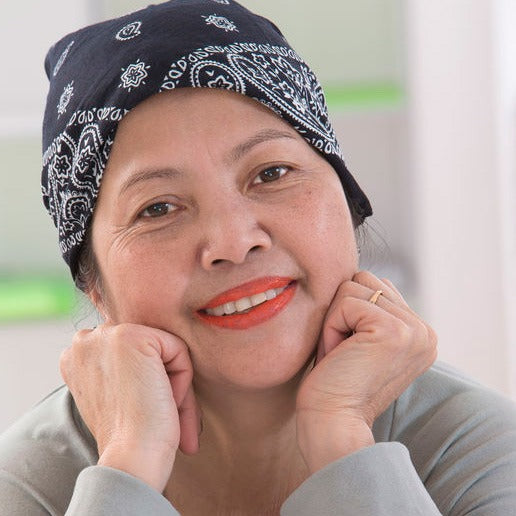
top-left (41, 0), bottom-right (372, 279)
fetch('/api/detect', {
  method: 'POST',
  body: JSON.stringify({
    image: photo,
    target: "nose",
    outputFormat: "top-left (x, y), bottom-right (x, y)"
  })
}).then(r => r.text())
top-left (199, 197), bottom-right (272, 270)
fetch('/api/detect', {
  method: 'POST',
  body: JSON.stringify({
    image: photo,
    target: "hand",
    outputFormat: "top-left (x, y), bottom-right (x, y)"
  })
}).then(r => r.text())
top-left (59, 323), bottom-right (201, 493)
top-left (296, 271), bottom-right (437, 473)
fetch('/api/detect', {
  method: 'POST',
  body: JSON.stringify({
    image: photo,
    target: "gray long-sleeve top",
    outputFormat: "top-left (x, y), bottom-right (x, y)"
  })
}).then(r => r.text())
top-left (0, 361), bottom-right (515, 515)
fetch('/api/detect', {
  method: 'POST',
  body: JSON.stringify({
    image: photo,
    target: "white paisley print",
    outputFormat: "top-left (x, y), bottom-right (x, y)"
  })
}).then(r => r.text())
top-left (44, 39), bottom-right (342, 260)
top-left (116, 21), bottom-right (142, 41)
top-left (203, 14), bottom-right (238, 32)
top-left (53, 40), bottom-right (74, 77)
top-left (160, 44), bottom-right (339, 154)
top-left (57, 82), bottom-right (74, 117)
top-left (119, 59), bottom-right (150, 91)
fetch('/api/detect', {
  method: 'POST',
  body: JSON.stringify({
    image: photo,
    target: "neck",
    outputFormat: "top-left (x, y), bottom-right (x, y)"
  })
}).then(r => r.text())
top-left (197, 372), bottom-right (299, 443)
top-left (166, 366), bottom-right (312, 512)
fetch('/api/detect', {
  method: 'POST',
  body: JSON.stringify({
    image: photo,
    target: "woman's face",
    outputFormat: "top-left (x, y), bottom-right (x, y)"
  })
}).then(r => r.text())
top-left (91, 88), bottom-right (358, 389)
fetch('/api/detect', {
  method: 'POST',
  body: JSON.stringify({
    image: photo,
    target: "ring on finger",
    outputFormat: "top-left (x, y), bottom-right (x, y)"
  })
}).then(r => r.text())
top-left (368, 290), bottom-right (383, 305)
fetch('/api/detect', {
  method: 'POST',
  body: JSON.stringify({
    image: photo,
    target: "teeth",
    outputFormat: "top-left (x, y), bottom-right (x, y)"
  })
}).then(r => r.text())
top-left (235, 297), bottom-right (252, 312)
top-left (223, 302), bottom-right (236, 315)
top-left (250, 292), bottom-right (267, 305)
top-left (264, 289), bottom-right (276, 300)
top-left (212, 305), bottom-right (225, 316)
top-left (205, 286), bottom-right (287, 316)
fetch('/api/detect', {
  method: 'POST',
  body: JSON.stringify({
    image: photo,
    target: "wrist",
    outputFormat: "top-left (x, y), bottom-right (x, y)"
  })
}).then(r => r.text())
top-left (98, 442), bottom-right (176, 493)
top-left (296, 412), bottom-right (375, 474)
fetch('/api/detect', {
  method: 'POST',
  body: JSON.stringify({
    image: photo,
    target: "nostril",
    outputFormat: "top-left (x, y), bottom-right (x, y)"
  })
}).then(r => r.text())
top-left (249, 245), bottom-right (261, 253)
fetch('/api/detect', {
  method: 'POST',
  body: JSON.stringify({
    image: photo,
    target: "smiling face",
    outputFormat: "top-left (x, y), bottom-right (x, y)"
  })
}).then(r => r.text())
top-left (90, 88), bottom-right (358, 390)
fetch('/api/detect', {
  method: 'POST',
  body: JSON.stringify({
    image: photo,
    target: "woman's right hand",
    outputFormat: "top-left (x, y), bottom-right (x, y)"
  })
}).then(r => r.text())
top-left (59, 323), bottom-right (200, 493)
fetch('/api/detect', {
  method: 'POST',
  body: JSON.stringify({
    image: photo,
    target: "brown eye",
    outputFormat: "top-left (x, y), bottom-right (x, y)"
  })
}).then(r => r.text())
top-left (254, 166), bottom-right (289, 184)
top-left (140, 202), bottom-right (175, 218)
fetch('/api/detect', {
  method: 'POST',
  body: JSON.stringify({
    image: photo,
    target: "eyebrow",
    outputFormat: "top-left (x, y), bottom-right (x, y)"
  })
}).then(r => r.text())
top-left (120, 168), bottom-right (183, 195)
top-left (229, 129), bottom-right (297, 163)
top-left (119, 128), bottom-right (297, 194)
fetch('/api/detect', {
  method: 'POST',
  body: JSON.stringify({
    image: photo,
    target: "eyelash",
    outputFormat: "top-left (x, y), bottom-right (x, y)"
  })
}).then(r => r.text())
top-left (137, 165), bottom-right (292, 219)
top-left (252, 165), bottom-right (291, 185)
top-left (139, 201), bottom-right (178, 219)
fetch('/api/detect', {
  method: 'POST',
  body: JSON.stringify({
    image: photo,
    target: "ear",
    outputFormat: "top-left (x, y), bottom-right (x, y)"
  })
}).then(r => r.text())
top-left (87, 286), bottom-right (110, 322)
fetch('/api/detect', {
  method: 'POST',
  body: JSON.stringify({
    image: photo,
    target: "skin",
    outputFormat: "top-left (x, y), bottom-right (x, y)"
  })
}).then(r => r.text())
top-left (59, 88), bottom-right (437, 515)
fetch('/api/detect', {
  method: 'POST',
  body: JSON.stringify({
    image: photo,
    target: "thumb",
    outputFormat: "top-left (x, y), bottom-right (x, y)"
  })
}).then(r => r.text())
top-left (178, 385), bottom-right (200, 455)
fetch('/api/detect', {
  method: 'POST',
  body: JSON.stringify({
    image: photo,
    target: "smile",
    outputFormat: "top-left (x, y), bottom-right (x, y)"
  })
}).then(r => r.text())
top-left (204, 286), bottom-right (287, 316)
top-left (197, 277), bottom-right (297, 330)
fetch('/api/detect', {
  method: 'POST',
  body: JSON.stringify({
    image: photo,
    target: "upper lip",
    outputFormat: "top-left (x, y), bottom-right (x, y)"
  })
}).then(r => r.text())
top-left (199, 276), bottom-right (294, 310)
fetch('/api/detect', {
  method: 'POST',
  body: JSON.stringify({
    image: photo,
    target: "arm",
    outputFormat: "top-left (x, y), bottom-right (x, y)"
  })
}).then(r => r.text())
top-left (288, 271), bottom-right (441, 514)
top-left (285, 363), bottom-right (516, 515)
top-left (281, 443), bottom-right (441, 516)
top-left (66, 466), bottom-right (180, 515)
top-left (0, 466), bottom-right (180, 516)
top-left (395, 368), bottom-right (516, 515)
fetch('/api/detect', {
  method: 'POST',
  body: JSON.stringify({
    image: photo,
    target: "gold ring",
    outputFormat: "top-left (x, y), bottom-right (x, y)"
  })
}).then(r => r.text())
top-left (368, 290), bottom-right (383, 305)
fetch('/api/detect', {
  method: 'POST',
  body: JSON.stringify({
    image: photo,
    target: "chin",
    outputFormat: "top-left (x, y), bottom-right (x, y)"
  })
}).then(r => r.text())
top-left (191, 333), bottom-right (317, 392)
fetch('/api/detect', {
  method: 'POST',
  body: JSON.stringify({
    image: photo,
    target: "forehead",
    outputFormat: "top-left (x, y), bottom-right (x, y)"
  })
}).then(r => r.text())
top-left (105, 87), bottom-right (313, 172)
top-left (118, 87), bottom-right (299, 139)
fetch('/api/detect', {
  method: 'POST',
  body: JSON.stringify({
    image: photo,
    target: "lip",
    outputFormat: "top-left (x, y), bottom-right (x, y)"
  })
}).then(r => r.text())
top-left (197, 276), bottom-right (296, 330)
top-left (201, 276), bottom-right (294, 309)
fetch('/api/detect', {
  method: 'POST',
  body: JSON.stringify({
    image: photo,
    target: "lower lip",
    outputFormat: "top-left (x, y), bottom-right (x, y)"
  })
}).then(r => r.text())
top-left (197, 282), bottom-right (297, 330)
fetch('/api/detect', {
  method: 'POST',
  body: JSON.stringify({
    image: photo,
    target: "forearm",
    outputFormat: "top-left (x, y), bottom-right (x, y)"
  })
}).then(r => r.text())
top-left (97, 444), bottom-right (176, 494)
top-left (282, 442), bottom-right (442, 516)
top-left (296, 412), bottom-right (375, 474)
top-left (66, 466), bottom-right (179, 515)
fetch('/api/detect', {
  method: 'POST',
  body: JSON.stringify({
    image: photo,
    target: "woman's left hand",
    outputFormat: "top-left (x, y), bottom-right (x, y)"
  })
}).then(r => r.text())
top-left (296, 270), bottom-right (437, 473)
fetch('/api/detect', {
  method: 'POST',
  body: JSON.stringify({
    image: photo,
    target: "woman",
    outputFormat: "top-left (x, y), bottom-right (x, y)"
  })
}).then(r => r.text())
top-left (1, 1), bottom-right (515, 514)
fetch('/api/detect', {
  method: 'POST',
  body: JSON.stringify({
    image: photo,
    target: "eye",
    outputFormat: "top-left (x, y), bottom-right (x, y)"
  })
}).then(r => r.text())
top-left (253, 165), bottom-right (290, 185)
top-left (139, 202), bottom-right (176, 218)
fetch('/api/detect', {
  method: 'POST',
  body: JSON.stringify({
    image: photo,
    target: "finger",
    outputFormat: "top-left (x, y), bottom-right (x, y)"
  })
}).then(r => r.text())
top-left (352, 270), bottom-right (402, 305)
top-left (380, 277), bottom-right (407, 304)
top-left (314, 332), bottom-right (326, 366)
top-left (330, 280), bottom-right (417, 329)
top-left (321, 296), bottom-right (406, 355)
top-left (152, 332), bottom-right (193, 408)
top-left (178, 385), bottom-right (200, 455)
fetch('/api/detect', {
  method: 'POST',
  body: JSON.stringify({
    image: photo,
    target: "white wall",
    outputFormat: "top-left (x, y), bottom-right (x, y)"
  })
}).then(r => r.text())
top-left (406, 0), bottom-right (516, 395)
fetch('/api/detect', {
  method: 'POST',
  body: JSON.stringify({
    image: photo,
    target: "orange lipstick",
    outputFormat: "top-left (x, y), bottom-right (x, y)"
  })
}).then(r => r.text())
top-left (197, 277), bottom-right (296, 330)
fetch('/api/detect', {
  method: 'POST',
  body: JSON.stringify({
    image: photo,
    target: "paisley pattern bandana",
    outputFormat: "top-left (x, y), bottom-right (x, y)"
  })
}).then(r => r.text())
top-left (42, 0), bottom-right (372, 279)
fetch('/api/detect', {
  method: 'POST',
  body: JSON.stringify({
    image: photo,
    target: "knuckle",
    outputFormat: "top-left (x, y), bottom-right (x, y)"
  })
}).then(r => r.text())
top-left (108, 323), bottom-right (139, 350)
top-left (336, 295), bottom-right (355, 315)
top-left (352, 270), bottom-right (370, 284)
top-left (334, 280), bottom-right (356, 299)
top-left (419, 322), bottom-right (438, 352)
top-left (381, 277), bottom-right (394, 288)
top-left (413, 319), bottom-right (428, 342)
top-left (72, 328), bottom-right (90, 345)
top-left (428, 325), bottom-right (438, 348)
top-left (393, 319), bottom-right (412, 345)
top-left (109, 323), bottom-right (129, 341)
top-left (59, 347), bottom-right (73, 379)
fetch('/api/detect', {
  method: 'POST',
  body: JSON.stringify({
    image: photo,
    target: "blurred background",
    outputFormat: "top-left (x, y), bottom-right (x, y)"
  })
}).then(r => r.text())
top-left (1, 0), bottom-right (515, 432)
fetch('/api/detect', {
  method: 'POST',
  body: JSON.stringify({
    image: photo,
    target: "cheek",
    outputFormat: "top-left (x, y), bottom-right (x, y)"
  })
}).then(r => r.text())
top-left (100, 236), bottom-right (193, 326)
top-left (285, 184), bottom-right (358, 273)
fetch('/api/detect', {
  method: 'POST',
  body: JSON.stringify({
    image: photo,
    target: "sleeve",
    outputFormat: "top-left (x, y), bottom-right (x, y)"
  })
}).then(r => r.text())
top-left (0, 466), bottom-right (180, 515)
top-left (66, 466), bottom-right (180, 515)
top-left (282, 365), bottom-right (516, 515)
top-left (401, 388), bottom-right (516, 515)
top-left (0, 470), bottom-right (51, 515)
top-left (280, 442), bottom-right (441, 516)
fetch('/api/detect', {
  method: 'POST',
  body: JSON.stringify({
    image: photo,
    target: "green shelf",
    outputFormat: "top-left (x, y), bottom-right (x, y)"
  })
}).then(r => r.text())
top-left (324, 83), bottom-right (404, 110)
top-left (0, 276), bottom-right (76, 322)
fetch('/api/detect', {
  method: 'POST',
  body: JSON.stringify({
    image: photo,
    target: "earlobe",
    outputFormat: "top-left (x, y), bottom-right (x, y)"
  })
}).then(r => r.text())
top-left (88, 288), bottom-right (109, 322)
